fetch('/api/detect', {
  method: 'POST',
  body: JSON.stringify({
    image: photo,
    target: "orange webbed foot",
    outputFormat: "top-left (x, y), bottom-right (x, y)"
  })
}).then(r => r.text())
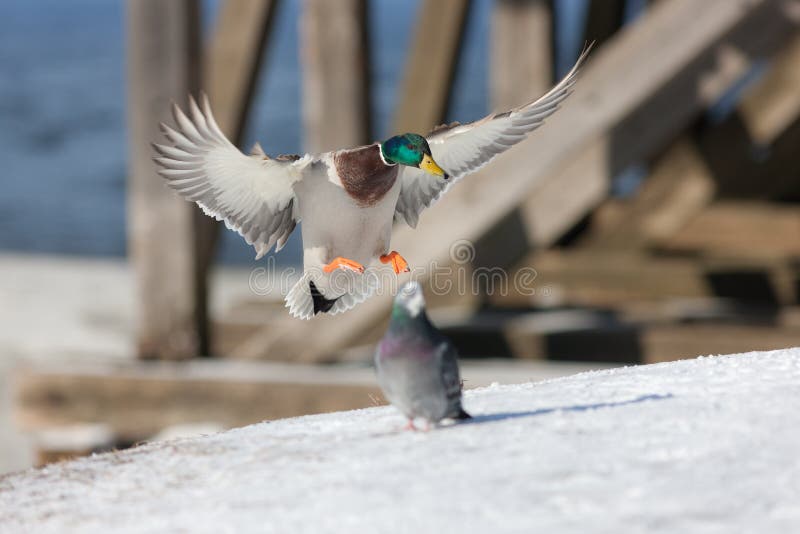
top-left (323, 257), bottom-right (365, 274)
top-left (380, 251), bottom-right (410, 274)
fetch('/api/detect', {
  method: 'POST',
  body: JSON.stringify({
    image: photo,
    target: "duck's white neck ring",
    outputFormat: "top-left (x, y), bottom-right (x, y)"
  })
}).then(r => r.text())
top-left (377, 144), bottom-right (397, 166)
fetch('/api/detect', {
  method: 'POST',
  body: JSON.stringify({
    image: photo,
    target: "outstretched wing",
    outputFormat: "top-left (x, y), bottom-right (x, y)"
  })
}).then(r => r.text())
top-left (395, 46), bottom-right (591, 228)
top-left (152, 95), bottom-right (305, 259)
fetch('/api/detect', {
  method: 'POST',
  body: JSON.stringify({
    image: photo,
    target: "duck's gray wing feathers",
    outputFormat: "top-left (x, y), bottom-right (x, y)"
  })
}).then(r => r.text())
top-left (153, 95), bottom-right (305, 259)
top-left (395, 46), bottom-right (590, 228)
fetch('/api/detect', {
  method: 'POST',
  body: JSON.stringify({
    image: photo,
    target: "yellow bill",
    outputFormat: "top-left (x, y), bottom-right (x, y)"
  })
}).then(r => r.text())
top-left (419, 154), bottom-right (448, 179)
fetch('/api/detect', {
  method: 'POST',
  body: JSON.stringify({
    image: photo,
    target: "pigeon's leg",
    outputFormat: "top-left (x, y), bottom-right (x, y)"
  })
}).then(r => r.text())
top-left (403, 419), bottom-right (418, 431)
top-left (380, 251), bottom-right (410, 274)
top-left (323, 257), bottom-right (365, 274)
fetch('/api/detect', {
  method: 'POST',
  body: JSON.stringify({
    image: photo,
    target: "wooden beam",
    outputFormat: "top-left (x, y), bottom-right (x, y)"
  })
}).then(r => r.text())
top-left (491, 251), bottom-right (712, 308)
top-left (127, 0), bottom-right (203, 359)
top-left (642, 323), bottom-right (800, 363)
top-left (504, 317), bottom-right (800, 364)
top-left (13, 359), bottom-right (603, 442)
top-left (235, 0), bottom-right (800, 361)
top-left (491, 0), bottom-right (552, 110)
top-left (393, 0), bottom-right (471, 134)
top-left (491, 249), bottom-right (796, 309)
top-left (196, 0), bottom-right (278, 355)
top-left (740, 34), bottom-right (800, 145)
top-left (14, 361), bottom-right (382, 442)
top-left (583, 139), bottom-right (715, 249)
top-left (656, 202), bottom-right (800, 260)
top-left (206, 0), bottom-right (277, 142)
top-left (301, 0), bottom-right (371, 152)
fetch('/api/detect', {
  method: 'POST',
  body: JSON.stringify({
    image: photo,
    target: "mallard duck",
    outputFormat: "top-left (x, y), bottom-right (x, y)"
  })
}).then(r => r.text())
top-left (152, 50), bottom-right (589, 319)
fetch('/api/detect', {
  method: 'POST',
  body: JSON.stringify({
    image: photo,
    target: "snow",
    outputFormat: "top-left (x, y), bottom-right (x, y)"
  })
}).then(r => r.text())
top-left (2, 349), bottom-right (800, 533)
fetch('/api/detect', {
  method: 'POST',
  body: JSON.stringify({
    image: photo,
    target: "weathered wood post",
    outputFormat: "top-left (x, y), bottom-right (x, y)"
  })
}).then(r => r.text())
top-left (301, 0), bottom-right (371, 152)
top-left (197, 0), bottom-right (279, 355)
top-left (393, 0), bottom-right (471, 134)
top-left (491, 0), bottom-right (553, 110)
top-left (127, 0), bottom-right (204, 359)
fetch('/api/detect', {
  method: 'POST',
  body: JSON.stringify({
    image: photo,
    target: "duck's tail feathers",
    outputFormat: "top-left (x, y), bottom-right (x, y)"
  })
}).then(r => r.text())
top-left (286, 270), bottom-right (379, 319)
top-left (285, 273), bottom-right (317, 320)
top-left (285, 271), bottom-right (379, 320)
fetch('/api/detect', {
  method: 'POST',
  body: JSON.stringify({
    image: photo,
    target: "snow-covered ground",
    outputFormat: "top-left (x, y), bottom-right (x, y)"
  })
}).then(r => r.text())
top-left (2, 348), bottom-right (799, 532)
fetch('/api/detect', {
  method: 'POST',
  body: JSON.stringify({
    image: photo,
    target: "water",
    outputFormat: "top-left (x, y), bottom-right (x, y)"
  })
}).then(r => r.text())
top-left (0, 0), bottom-right (595, 265)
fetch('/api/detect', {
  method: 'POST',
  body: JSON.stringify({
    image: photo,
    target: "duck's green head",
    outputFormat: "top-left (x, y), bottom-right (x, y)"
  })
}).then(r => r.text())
top-left (380, 133), bottom-right (449, 179)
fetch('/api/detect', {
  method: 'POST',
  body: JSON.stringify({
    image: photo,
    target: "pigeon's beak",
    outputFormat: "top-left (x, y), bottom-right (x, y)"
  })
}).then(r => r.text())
top-left (419, 154), bottom-right (449, 180)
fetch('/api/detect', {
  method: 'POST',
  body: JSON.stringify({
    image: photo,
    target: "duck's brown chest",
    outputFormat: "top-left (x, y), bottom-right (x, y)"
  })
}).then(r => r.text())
top-left (334, 144), bottom-right (399, 207)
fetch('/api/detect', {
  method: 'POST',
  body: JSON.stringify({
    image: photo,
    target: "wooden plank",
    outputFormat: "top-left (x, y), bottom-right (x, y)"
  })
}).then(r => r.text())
top-left (206, 0), bottom-right (277, 141)
top-left (127, 0), bottom-right (203, 359)
top-left (583, 139), bottom-right (715, 249)
top-left (195, 0), bottom-right (278, 354)
top-left (491, 251), bottom-right (711, 308)
top-left (13, 359), bottom-right (606, 441)
top-left (491, 250), bottom-right (798, 308)
top-left (14, 361), bottom-right (382, 442)
top-left (487, 309), bottom-right (637, 362)
top-left (491, 0), bottom-right (552, 110)
top-left (393, 0), bottom-right (471, 134)
top-left (642, 323), bottom-right (800, 363)
top-left (657, 202), bottom-right (800, 260)
top-left (504, 317), bottom-right (800, 364)
top-left (740, 34), bottom-right (800, 145)
top-left (301, 0), bottom-right (371, 152)
top-left (235, 0), bottom-right (800, 361)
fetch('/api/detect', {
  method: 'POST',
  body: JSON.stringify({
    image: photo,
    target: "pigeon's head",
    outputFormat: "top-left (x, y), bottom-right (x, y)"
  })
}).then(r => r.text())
top-left (392, 281), bottom-right (426, 318)
top-left (381, 134), bottom-right (449, 179)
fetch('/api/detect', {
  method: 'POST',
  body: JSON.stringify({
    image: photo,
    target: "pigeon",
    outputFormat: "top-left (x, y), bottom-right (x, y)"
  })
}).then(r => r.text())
top-left (374, 281), bottom-right (470, 430)
top-left (152, 47), bottom-right (590, 319)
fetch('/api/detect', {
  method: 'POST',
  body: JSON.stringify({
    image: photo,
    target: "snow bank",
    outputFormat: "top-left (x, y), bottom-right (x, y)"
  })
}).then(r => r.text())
top-left (2, 349), bottom-right (799, 533)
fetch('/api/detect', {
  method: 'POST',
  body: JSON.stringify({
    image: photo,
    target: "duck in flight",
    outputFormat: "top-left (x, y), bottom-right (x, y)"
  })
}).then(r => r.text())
top-left (152, 48), bottom-right (589, 319)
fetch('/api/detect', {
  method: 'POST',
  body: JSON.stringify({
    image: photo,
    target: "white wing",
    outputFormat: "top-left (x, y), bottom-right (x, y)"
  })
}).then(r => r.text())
top-left (395, 46), bottom-right (591, 228)
top-left (152, 95), bottom-right (304, 259)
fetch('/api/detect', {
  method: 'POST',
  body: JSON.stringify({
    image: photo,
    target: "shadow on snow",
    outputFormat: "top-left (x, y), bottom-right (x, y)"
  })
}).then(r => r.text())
top-left (457, 393), bottom-right (675, 426)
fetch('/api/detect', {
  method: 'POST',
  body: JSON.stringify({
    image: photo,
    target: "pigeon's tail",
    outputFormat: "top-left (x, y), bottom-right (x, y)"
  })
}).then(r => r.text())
top-left (454, 408), bottom-right (472, 420)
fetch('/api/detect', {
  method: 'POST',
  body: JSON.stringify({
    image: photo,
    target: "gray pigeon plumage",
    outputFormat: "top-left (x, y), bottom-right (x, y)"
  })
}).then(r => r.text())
top-left (374, 281), bottom-right (470, 429)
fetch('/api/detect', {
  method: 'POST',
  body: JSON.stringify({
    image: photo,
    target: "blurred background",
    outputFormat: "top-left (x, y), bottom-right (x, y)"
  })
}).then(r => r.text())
top-left (1, 0), bottom-right (799, 473)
